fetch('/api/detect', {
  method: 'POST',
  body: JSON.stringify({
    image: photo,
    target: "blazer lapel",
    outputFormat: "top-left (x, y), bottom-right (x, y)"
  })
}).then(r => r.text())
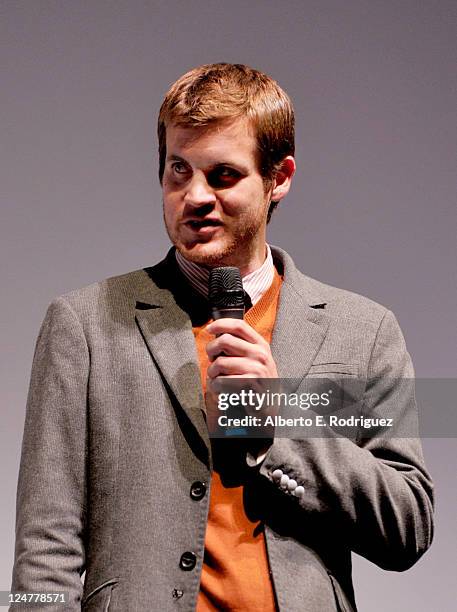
top-left (134, 252), bottom-right (210, 451)
top-left (270, 246), bottom-right (330, 391)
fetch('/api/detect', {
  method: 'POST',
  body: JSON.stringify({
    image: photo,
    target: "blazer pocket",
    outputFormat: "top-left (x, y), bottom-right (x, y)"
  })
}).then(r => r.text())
top-left (304, 364), bottom-right (363, 416)
top-left (327, 572), bottom-right (355, 612)
top-left (82, 578), bottom-right (118, 612)
top-left (308, 363), bottom-right (359, 376)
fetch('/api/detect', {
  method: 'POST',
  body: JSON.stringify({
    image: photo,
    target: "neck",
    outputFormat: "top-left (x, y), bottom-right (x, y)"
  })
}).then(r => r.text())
top-left (224, 246), bottom-right (268, 277)
top-left (175, 244), bottom-right (274, 307)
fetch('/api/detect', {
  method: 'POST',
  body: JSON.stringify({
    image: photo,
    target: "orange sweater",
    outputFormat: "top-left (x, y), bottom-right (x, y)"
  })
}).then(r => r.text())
top-left (192, 269), bottom-right (282, 612)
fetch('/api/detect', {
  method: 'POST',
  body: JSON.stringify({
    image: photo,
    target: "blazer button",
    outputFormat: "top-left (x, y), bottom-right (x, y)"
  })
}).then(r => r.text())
top-left (190, 481), bottom-right (207, 501)
top-left (287, 479), bottom-right (298, 491)
top-left (280, 474), bottom-right (289, 488)
top-left (272, 469), bottom-right (283, 481)
top-left (179, 551), bottom-right (197, 571)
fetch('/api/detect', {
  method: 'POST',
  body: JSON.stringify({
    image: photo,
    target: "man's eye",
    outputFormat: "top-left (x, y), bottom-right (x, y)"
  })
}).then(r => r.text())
top-left (208, 167), bottom-right (241, 187)
top-left (218, 167), bottom-right (239, 177)
top-left (172, 162), bottom-right (188, 174)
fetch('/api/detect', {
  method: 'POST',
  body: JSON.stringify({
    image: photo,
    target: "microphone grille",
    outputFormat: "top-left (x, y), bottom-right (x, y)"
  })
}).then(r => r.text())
top-left (209, 267), bottom-right (245, 308)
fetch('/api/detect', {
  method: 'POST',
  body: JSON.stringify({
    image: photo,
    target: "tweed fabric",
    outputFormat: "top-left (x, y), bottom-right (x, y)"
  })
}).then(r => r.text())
top-left (11, 246), bottom-right (434, 611)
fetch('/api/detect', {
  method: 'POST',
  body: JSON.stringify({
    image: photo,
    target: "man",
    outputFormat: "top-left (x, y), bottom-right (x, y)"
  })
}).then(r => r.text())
top-left (11, 63), bottom-right (433, 611)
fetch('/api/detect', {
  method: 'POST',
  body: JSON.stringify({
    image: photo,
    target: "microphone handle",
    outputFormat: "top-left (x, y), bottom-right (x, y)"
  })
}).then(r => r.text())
top-left (211, 307), bottom-right (244, 320)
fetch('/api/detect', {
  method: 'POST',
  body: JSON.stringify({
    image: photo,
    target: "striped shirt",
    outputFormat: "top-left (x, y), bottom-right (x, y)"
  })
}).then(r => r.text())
top-left (175, 244), bottom-right (275, 307)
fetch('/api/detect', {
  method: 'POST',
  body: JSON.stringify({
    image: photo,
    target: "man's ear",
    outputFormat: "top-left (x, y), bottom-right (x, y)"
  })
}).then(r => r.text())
top-left (270, 156), bottom-right (296, 202)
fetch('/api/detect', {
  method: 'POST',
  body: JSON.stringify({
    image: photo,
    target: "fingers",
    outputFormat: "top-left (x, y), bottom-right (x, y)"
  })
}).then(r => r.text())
top-left (206, 319), bottom-right (270, 363)
top-left (206, 319), bottom-right (264, 344)
top-left (207, 356), bottom-right (269, 378)
top-left (206, 333), bottom-right (264, 361)
top-left (205, 318), bottom-right (278, 379)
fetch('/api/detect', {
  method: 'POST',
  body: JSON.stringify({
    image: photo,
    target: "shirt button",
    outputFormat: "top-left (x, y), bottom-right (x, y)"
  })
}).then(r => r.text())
top-left (172, 589), bottom-right (183, 599)
top-left (179, 551), bottom-right (197, 571)
top-left (190, 481), bottom-right (207, 501)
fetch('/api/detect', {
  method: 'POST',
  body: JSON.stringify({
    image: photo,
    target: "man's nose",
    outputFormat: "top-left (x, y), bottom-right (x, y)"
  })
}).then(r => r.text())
top-left (184, 173), bottom-right (216, 208)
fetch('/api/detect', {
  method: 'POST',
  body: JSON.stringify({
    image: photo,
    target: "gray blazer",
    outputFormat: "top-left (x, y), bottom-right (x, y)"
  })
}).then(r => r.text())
top-left (11, 246), bottom-right (434, 611)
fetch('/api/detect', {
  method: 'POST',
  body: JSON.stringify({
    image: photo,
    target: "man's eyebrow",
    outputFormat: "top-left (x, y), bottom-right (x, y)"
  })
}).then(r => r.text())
top-left (211, 161), bottom-right (248, 172)
top-left (166, 154), bottom-right (187, 162)
top-left (203, 160), bottom-right (250, 177)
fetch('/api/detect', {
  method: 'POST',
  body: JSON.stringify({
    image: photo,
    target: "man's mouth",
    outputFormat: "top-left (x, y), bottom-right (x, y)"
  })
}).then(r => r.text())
top-left (185, 219), bottom-right (222, 230)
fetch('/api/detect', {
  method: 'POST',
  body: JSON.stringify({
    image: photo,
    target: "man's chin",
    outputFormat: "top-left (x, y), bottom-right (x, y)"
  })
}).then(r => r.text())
top-left (176, 241), bottom-right (237, 268)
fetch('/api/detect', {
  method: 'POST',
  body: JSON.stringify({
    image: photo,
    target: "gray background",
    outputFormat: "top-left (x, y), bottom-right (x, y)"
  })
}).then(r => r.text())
top-left (1, 1), bottom-right (456, 609)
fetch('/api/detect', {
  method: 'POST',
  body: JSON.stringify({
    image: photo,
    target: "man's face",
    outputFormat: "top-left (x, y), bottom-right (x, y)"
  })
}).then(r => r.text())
top-left (162, 118), bottom-right (273, 272)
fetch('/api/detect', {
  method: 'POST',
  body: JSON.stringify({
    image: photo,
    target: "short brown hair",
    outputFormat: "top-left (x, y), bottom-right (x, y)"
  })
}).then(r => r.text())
top-left (158, 63), bottom-right (294, 221)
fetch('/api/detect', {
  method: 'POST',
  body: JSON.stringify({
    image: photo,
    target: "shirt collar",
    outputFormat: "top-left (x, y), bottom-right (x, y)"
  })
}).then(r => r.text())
top-left (175, 244), bottom-right (275, 307)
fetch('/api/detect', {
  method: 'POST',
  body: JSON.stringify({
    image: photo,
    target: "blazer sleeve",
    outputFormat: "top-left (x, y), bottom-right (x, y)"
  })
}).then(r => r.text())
top-left (258, 309), bottom-right (434, 571)
top-left (11, 297), bottom-right (88, 610)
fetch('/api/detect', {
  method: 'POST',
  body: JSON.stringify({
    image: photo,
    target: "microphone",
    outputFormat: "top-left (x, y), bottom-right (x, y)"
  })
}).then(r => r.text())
top-left (209, 267), bottom-right (246, 320)
top-left (208, 266), bottom-right (248, 438)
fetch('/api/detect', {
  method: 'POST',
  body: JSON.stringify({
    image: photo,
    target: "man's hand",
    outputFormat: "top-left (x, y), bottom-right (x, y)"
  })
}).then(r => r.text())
top-left (205, 318), bottom-right (278, 448)
top-left (205, 318), bottom-right (278, 379)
